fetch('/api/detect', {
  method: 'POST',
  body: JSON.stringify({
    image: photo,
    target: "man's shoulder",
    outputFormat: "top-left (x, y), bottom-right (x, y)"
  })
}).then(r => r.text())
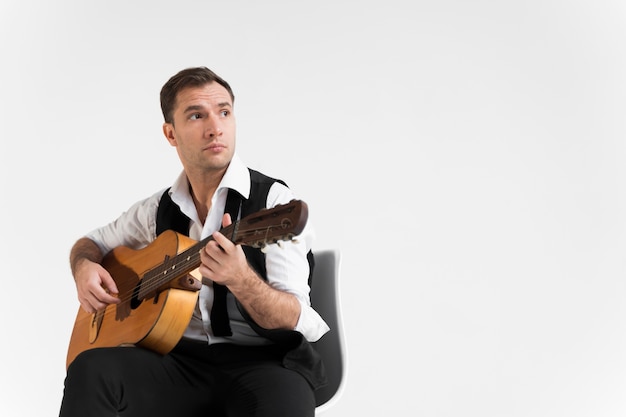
top-left (247, 168), bottom-right (287, 187)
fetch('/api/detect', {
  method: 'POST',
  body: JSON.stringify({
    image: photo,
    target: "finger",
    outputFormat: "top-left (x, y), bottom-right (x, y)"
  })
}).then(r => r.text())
top-left (99, 270), bottom-right (119, 295)
top-left (201, 241), bottom-right (220, 265)
top-left (222, 213), bottom-right (232, 227)
top-left (211, 231), bottom-right (234, 252)
top-left (80, 294), bottom-right (108, 314)
top-left (91, 286), bottom-right (120, 307)
top-left (100, 292), bottom-right (121, 305)
top-left (80, 299), bottom-right (96, 314)
top-left (97, 282), bottom-right (120, 304)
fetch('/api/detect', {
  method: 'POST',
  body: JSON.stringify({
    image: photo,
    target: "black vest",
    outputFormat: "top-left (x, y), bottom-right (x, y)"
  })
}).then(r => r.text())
top-left (156, 168), bottom-right (326, 389)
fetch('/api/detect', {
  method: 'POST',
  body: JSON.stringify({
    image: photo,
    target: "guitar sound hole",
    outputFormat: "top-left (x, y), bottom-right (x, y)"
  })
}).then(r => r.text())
top-left (130, 286), bottom-right (142, 309)
top-left (130, 279), bottom-right (160, 309)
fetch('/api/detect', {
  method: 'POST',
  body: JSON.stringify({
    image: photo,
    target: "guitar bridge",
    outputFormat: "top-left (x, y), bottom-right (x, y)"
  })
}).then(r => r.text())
top-left (88, 310), bottom-right (105, 343)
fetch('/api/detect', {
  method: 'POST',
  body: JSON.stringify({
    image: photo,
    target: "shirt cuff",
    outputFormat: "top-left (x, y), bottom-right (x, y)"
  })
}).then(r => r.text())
top-left (294, 298), bottom-right (331, 342)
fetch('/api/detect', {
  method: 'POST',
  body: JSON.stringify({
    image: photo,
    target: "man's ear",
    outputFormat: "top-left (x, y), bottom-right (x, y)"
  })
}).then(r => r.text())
top-left (163, 123), bottom-right (177, 146)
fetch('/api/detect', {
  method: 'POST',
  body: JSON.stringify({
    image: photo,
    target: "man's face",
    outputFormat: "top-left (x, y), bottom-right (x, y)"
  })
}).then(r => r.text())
top-left (163, 82), bottom-right (236, 175)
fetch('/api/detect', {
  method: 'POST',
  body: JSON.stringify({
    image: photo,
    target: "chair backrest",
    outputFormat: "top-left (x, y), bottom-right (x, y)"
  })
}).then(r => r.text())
top-left (310, 249), bottom-right (346, 413)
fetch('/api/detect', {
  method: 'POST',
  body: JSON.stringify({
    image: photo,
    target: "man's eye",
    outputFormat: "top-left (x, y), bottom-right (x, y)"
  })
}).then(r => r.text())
top-left (190, 113), bottom-right (202, 120)
top-left (220, 110), bottom-right (230, 117)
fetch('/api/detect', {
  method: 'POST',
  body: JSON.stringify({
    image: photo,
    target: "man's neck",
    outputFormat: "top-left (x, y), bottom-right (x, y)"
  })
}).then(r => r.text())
top-left (187, 167), bottom-right (227, 223)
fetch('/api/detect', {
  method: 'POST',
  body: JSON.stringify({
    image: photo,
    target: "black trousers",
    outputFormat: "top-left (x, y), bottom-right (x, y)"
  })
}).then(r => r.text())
top-left (59, 340), bottom-right (315, 417)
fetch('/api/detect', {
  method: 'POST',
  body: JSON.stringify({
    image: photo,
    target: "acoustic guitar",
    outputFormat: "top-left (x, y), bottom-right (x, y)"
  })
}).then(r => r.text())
top-left (66, 199), bottom-right (308, 369)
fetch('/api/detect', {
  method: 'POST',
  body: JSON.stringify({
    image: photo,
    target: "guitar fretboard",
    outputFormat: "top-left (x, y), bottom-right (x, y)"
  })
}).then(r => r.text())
top-left (138, 222), bottom-right (239, 299)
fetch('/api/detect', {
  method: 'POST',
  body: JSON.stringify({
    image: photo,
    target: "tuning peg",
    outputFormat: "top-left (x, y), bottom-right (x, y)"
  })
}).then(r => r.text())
top-left (276, 241), bottom-right (284, 249)
top-left (260, 244), bottom-right (270, 253)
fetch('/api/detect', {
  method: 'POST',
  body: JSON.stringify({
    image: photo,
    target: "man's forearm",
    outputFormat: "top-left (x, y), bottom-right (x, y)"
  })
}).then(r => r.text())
top-left (229, 269), bottom-right (301, 330)
top-left (69, 237), bottom-right (104, 277)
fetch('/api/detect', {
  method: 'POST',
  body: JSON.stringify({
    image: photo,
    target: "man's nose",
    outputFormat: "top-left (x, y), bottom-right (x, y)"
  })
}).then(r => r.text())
top-left (205, 118), bottom-right (222, 137)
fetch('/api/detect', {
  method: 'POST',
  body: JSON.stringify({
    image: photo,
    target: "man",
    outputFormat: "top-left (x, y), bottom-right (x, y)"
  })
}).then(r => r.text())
top-left (60, 67), bottom-right (329, 417)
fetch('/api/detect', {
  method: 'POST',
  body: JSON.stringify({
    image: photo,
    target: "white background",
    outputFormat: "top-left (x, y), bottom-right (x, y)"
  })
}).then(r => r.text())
top-left (1, 1), bottom-right (626, 416)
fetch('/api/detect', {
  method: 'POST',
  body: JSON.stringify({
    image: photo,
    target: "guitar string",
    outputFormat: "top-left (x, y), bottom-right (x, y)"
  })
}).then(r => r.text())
top-left (74, 236), bottom-right (293, 328)
top-left (73, 222), bottom-right (297, 327)
top-left (119, 212), bottom-right (299, 300)
top-left (72, 202), bottom-right (302, 327)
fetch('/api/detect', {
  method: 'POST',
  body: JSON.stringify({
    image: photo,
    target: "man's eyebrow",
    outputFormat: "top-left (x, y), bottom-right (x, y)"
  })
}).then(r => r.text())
top-left (183, 104), bottom-right (204, 113)
top-left (183, 102), bottom-right (232, 113)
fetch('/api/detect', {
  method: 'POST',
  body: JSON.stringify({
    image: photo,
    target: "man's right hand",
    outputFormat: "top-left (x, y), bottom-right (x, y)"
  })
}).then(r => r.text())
top-left (74, 259), bottom-right (120, 313)
top-left (70, 237), bottom-right (120, 313)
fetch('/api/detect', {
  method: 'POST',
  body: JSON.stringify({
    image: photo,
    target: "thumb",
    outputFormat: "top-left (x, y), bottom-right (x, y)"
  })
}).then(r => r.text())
top-left (222, 213), bottom-right (232, 227)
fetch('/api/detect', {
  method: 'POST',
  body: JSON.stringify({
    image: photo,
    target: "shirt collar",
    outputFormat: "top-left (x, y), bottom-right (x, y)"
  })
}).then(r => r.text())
top-left (169, 153), bottom-right (250, 214)
top-left (217, 153), bottom-right (251, 199)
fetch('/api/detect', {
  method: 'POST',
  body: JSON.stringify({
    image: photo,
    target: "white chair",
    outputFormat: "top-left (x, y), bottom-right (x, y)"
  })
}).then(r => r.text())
top-left (310, 249), bottom-right (347, 414)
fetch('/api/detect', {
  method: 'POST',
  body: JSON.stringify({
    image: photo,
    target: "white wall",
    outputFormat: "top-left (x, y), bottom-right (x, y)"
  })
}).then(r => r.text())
top-left (2, 1), bottom-right (625, 416)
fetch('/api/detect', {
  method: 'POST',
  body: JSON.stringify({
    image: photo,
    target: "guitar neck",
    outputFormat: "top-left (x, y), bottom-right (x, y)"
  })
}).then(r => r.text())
top-left (139, 199), bottom-right (307, 296)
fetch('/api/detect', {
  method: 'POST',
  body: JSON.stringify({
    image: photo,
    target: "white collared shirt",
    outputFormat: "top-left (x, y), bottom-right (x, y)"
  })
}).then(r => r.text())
top-left (86, 154), bottom-right (329, 344)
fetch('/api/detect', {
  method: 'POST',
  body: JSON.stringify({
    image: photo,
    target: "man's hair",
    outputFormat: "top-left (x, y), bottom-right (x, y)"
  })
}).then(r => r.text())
top-left (160, 66), bottom-right (235, 124)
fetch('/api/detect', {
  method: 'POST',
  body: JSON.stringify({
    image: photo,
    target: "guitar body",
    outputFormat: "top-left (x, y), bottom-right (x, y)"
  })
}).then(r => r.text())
top-left (66, 230), bottom-right (200, 369)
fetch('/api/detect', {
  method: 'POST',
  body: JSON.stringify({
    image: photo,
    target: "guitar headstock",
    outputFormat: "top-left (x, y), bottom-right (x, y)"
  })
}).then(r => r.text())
top-left (228, 199), bottom-right (308, 249)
